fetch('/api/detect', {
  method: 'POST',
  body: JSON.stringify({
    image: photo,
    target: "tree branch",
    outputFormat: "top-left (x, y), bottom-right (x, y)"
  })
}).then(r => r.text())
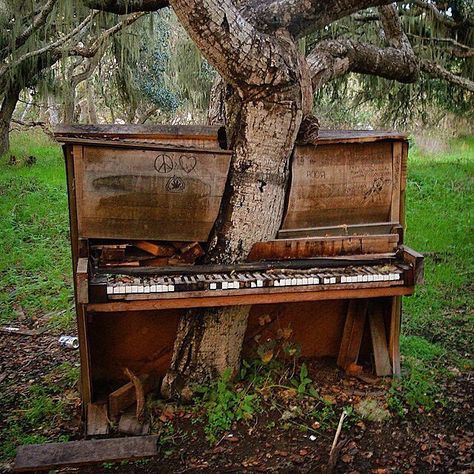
top-left (241, 0), bottom-right (401, 38)
top-left (68, 12), bottom-right (146, 57)
top-left (307, 4), bottom-right (418, 89)
top-left (420, 59), bottom-right (474, 92)
top-left (168, 0), bottom-right (298, 89)
top-left (13, 0), bottom-right (58, 51)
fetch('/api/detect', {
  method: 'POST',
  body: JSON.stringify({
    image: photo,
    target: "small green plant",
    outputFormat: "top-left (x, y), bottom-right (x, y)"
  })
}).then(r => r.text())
top-left (290, 363), bottom-right (318, 398)
top-left (196, 368), bottom-right (257, 443)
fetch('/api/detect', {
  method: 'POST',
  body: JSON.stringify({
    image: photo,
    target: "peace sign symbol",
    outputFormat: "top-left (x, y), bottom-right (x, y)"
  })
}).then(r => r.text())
top-left (154, 154), bottom-right (173, 174)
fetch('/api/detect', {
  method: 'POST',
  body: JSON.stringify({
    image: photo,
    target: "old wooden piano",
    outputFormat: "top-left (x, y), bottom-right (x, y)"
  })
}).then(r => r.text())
top-left (55, 125), bottom-right (423, 429)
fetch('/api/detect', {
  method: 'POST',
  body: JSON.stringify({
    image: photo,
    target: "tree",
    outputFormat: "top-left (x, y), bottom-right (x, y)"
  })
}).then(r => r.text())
top-left (89, 0), bottom-right (473, 399)
top-left (0, 1), bottom-right (147, 154)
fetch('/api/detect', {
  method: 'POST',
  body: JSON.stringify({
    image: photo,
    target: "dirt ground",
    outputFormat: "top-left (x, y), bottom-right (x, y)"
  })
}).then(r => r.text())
top-left (1, 327), bottom-right (472, 474)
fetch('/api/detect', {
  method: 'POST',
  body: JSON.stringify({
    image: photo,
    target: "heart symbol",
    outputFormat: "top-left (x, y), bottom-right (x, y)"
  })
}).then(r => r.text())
top-left (179, 155), bottom-right (197, 173)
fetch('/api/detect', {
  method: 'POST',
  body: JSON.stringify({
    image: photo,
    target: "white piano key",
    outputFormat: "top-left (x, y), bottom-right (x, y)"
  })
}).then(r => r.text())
top-left (285, 279), bottom-right (292, 286)
top-left (137, 286), bottom-right (144, 293)
top-left (150, 285), bottom-right (157, 292)
top-left (308, 277), bottom-right (314, 285)
top-left (257, 280), bottom-right (263, 287)
top-left (341, 276), bottom-right (347, 283)
top-left (234, 282), bottom-right (240, 289)
top-left (274, 280), bottom-right (279, 286)
top-left (156, 284), bottom-right (163, 292)
top-left (162, 285), bottom-right (169, 292)
top-left (368, 275), bottom-right (374, 282)
top-left (222, 281), bottom-right (228, 290)
top-left (144, 286), bottom-right (150, 293)
top-left (323, 278), bottom-right (330, 284)
top-left (251, 282), bottom-right (257, 288)
top-left (302, 278), bottom-right (308, 285)
top-left (131, 285), bottom-right (138, 293)
top-left (297, 278), bottom-right (304, 285)
top-left (169, 285), bottom-right (175, 292)
top-left (394, 273), bottom-right (401, 280)
top-left (362, 275), bottom-right (368, 282)
top-left (107, 286), bottom-right (113, 295)
top-left (290, 278), bottom-right (296, 286)
top-left (210, 283), bottom-right (217, 290)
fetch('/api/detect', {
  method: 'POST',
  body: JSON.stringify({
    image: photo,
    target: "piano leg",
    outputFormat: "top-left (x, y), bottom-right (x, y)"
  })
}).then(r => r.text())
top-left (368, 302), bottom-right (392, 377)
top-left (389, 296), bottom-right (402, 377)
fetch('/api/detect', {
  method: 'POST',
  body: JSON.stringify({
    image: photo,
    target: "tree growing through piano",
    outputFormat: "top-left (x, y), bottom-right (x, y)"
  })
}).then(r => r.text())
top-left (5, 1), bottom-right (470, 399)
top-left (82, 0), bottom-right (470, 399)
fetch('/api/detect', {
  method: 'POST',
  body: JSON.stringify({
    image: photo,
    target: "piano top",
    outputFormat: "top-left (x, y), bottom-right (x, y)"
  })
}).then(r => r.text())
top-left (54, 125), bottom-right (407, 149)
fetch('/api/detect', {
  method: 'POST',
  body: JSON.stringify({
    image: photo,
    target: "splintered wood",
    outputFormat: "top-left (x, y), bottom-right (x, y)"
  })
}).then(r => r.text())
top-left (14, 436), bottom-right (159, 472)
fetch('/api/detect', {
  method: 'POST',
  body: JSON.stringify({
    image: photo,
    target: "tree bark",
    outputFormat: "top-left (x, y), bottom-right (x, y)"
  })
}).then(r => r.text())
top-left (162, 0), bottom-right (313, 398)
top-left (0, 84), bottom-right (21, 155)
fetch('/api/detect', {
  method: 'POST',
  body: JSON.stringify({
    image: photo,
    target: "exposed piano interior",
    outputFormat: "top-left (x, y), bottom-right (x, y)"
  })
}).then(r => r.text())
top-left (55, 124), bottom-right (424, 433)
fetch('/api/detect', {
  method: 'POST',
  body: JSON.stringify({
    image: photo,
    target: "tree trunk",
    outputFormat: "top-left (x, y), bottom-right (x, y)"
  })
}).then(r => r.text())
top-left (0, 84), bottom-right (21, 155)
top-left (162, 63), bottom-right (312, 398)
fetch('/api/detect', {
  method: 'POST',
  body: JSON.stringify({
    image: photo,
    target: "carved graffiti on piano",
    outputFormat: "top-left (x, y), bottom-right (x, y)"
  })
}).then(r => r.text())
top-left (306, 170), bottom-right (326, 180)
top-left (154, 154), bottom-right (174, 174)
top-left (364, 177), bottom-right (386, 201)
top-left (166, 175), bottom-right (186, 193)
top-left (179, 155), bottom-right (197, 173)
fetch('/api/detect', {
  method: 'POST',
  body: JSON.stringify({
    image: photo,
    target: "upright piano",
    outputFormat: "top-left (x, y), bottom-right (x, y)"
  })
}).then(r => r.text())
top-left (55, 125), bottom-right (423, 427)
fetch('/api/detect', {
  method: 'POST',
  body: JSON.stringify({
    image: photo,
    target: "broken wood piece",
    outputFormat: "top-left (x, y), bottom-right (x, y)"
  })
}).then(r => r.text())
top-left (124, 368), bottom-right (145, 421)
top-left (369, 304), bottom-right (392, 376)
top-left (14, 435), bottom-right (159, 472)
top-left (86, 402), bottom-right (109, 437)
top-left (134, 241), bottom-right (175, 257)
top-left (178, 242), bottom-right (205, 263)
top-left (118, 413), bottom-right (150, 436)
top-left (99, 244), bottom-right (127, 262)
top-left (337, 300), bottom-right (368, 371)
top-left (108, 373), bottom-right (159, 420)
top-left (76, 257), bottom-right (89, 304)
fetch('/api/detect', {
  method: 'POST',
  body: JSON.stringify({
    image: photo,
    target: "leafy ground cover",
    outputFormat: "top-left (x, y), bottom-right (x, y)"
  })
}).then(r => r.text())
top-left (0, 130), bottom-right (472, 472)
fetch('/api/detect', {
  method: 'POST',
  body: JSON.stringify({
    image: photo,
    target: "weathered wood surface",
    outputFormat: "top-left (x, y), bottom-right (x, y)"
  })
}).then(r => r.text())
top-left (87, 285), bottom-right (413, 313)
top-left (247, 234), bottom-right (399, 261)
top-left (282, 141), bottom-right (395, 229)
top-left (74, 145), bottom-right (231, 242)
top-left (86, 402), bottom-right (109, 436)
top-left (108, 373), bottom-right (160, 420)
top-left (76, 258), bottom-right (89, 304)
top-left (369, 304), bottom-right (392, 376)
top-left (277, 222), bottom-right (400, 239)
top-left (389, 296), bottom-right (402, 376)
top-left (55, 124), bottom-right (227, 149)
top-left (337, 300), bottom-right (368, 370)
top-left (401, 245), bottom-right (424, 285)
top-left (14, 436), bottom-right (159, 472)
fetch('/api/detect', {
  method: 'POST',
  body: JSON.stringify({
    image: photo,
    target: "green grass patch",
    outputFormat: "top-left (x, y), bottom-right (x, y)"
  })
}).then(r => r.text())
top-left (0, 130), bottom-right (74, 329)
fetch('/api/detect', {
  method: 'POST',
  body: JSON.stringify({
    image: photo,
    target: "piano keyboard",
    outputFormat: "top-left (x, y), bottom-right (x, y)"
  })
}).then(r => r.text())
top-left (102, 264), bottom-right (404, 297)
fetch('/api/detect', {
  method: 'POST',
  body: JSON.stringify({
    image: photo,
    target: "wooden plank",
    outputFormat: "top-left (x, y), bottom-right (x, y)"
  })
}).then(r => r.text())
top-left (108, 373), bottom-right (160, 420)
top-left (76, 305), bottom-right (92, 407)
top-left (76, 258), bottom-right (89, 304)
top-left (87, 285), bottom-right (414, 313)
top-left (389, 296), bottom-right (402, 377)
top-left (75, 145), bottom-right (231, 242)
top-left (277, 222), bottom-right (399, 239)
top-left (283, 141), bottom-right (394, 230)
top-left (14, 436), bottom-right (159, 472)
top-left (390, 141), bottom-right (403, 222)
top-left (98, 254), bottom-right (396, 276)
top-left (401, 245), bottom-right (424, 285)
top-left (247, 234), bottom-right (399, 261)
top-left (134, 241), bottom-right (175, 257)
top-left (337, 300), bottom-right (368, 370)
top-left (86, 403), bottom-right (109, 436)
top-left (369, 304), bottom-right (392, 376)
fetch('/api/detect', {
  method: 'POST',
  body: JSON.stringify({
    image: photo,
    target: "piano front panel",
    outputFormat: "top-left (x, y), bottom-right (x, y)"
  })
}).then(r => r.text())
top-left (282, 141), bottom-right (396, 229)
top-left (74, 145), bottom-right (231, 242)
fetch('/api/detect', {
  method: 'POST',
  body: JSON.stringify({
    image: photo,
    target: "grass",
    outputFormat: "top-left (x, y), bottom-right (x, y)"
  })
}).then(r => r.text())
top-left (0, 130), bottom-right (74, 329)
top-left (0, 129), bottom-right (472, 442)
